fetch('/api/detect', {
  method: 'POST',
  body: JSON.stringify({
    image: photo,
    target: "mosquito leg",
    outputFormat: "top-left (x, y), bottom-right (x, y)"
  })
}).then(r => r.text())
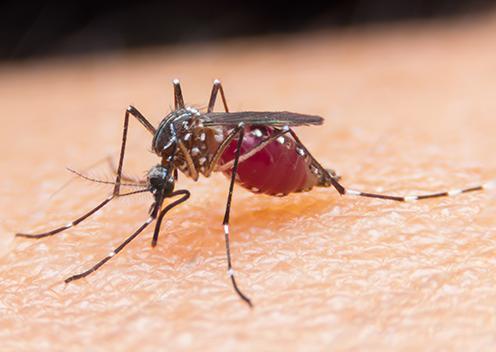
top-left (214, 127), bottom-right (292, 173)
top-left (220, 124), bottom-right (253, 307)
top-left (16, 197), bottom-right (115, 238)
top-left (127, 105), bottom-right (156, 135)
top-left (289, 130), bottom-right (495, 202)
top-left (288, 129), bottom-right (346, 194)
top-left (173, 79), bottom-right (185, 110)
top-left (111, 106), bottom-right (155, 195)
top-left (16, 106), bottom-right (155, 239)
top-left (65, 187), bottom-right (177, 283)
top-left (151, 190), bottom-right (190, 247)
top-left (177, 141), bottom-right (200, 181)
top-left (215, 128), bottom-right (343, 185)
top-left (203, 124), bottom-right (245, 176)
top-left (338, 179), bottom-right (495, 202)
top-left (65, 212), bottom-right (157, 283)
top-left (326, 168), bottom-right (341, 181)
top-left (207, 79), bottom-right (229, 113)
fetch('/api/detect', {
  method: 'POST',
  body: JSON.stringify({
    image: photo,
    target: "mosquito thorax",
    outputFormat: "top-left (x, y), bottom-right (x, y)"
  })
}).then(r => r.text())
top-left (147, 165), bottom-right (175, 197)
top-left (152, 107), bottom-right (201, 155)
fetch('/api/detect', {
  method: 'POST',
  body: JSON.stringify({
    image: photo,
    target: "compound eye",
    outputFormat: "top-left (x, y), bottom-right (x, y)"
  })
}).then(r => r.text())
top-left (149, 176), bottom-right (162, 189)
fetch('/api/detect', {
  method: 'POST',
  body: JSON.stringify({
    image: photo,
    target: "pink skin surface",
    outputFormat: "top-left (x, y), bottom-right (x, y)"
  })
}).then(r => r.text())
top-left (220, 126), bottom-right (318, 195)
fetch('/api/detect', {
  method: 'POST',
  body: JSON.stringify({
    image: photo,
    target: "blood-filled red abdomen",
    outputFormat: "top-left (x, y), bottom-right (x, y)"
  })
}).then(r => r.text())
top-left (219, 127), bottom-right (319, 196)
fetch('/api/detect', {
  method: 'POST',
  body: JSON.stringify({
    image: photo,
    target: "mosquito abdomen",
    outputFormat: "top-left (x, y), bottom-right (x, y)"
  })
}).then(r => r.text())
top-left (220, 126), bottom-right (319, 196)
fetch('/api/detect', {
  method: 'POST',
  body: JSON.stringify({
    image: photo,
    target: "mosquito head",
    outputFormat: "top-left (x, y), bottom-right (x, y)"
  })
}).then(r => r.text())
top-left (147, 165), bottom-right (175, 199)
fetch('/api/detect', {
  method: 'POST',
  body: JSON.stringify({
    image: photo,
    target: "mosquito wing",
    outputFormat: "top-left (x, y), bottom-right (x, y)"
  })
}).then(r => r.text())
top-left (202, 111), bottom-right (324, 127)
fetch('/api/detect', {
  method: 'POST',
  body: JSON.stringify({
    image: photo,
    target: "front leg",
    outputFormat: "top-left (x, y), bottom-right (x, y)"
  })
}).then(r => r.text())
top-left (114, 106), bottom-right (155, 194)
top-left (16, 106), bottom-right (155, 239)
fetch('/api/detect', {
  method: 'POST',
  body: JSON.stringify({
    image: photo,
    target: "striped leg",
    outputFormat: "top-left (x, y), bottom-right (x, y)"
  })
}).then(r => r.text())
top-left (64, 216), bottom-right (154, 283)
top-left (64, 198), bottom-right (161, 283)
top-left (64, 189), bottom-right (190, 283)
top-left (151, 190), bottom-right (190, 247)
top-left (221, 124), bottom-right (253, 308)
top-left (341, 180), bottom-right (495, 202)
top-left (16, 106), bottom-right (155, 239)
top-left (288, 130), bottom-right (495, 202)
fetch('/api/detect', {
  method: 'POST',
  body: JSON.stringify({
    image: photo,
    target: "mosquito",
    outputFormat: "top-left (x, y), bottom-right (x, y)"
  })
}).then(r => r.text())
top-left (17, 79), bottom-right (495, 307)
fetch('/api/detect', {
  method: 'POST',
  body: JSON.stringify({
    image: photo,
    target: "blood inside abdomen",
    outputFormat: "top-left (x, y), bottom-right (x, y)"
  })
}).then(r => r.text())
top-left (219, 127), bottom-right (317, 196)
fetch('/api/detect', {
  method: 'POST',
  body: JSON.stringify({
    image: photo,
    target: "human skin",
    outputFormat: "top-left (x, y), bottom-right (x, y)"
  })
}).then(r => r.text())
top-left (1, 16), bottom-right (496, 351)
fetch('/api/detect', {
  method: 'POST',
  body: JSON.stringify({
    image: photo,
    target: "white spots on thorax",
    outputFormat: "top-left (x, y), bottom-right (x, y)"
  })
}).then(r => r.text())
top-left (183, 133), bottom-right (191, 142)
top-left (185, 106), bottom-right (200, 116)
top-left (199, 132), bottom-right (206, 141)
top-left (199, 157), bottom-right (207, 165)
top-left (251, 129), bottom-right (263, 138)
top-left (191, 147), bottom-right (200, 156)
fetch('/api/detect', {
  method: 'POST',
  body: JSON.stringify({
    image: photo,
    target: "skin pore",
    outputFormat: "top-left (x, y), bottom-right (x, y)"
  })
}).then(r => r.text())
top-left (1, 15), bottom-right (496, 351)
